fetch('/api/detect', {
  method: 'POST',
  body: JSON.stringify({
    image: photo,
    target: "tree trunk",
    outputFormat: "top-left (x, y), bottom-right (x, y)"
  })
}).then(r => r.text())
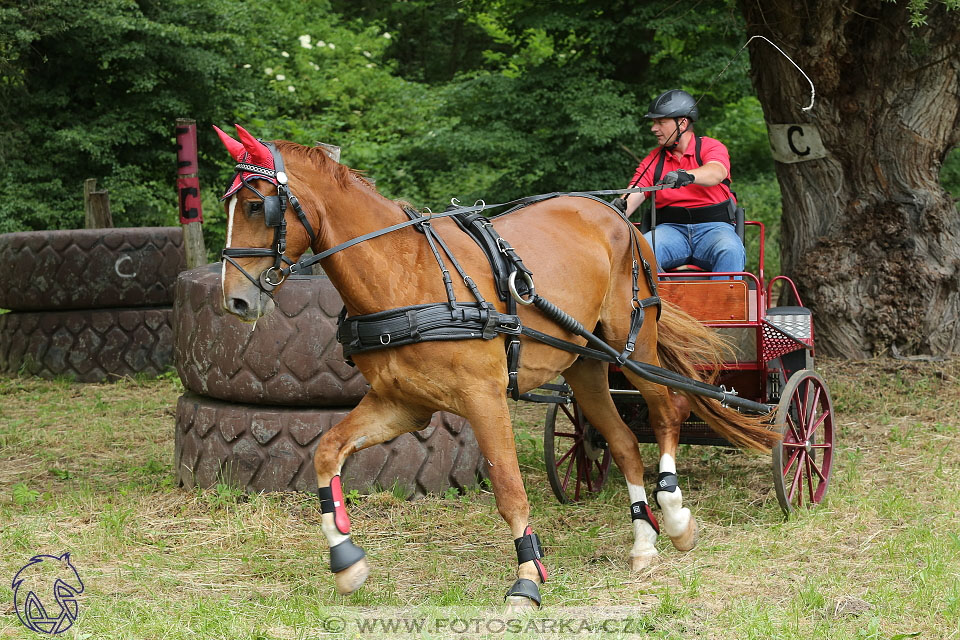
top-left (740, 0), bottom-right (960, 357)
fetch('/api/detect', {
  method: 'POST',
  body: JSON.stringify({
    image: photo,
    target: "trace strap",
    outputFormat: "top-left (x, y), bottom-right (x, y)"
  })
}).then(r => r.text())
top-left (276, 185), bottom-right (666, 279)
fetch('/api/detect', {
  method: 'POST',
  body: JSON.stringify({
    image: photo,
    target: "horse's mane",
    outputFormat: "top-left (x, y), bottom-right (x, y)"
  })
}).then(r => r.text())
top-left (273, 140), bottom-right (375, 192)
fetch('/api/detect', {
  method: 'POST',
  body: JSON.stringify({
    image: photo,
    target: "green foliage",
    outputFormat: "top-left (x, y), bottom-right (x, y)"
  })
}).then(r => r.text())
top-left (941, 146), bottom-right (960, 202)
top-left (1, 0), bottom-right (784, 265)
top-left (884, 0), bottom-right (960, 27)
top-left (0, 0), bottom-right (264, 232)
top-left (12, 482), bottom-right (41, 505)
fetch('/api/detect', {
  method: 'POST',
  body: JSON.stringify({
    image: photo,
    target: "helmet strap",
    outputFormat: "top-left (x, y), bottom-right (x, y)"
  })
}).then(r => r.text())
top-left (664, 117), bottom-right (693, 151)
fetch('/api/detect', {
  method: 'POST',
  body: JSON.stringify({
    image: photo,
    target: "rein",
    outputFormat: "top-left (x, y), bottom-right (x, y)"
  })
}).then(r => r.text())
top-left (220, 149), bottom-right (667, 296)
top-left (282, 186), bottom-right (667, 281)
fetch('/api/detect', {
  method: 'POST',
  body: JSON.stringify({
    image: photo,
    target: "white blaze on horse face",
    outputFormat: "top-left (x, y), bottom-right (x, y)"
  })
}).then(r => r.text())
top-left (628, 482), bottom-right (657, 559)
top-left (222, 195), bottom-right (238, 308)
top-left (657, 454), bottom-right (691, 538)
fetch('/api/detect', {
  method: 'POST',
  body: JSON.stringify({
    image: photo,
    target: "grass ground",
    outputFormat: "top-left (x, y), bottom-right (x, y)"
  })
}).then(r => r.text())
top-left (1, 358), bottom-right (958, 639)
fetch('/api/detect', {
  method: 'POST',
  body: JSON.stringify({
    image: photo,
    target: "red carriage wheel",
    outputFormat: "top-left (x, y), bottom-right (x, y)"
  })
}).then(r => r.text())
top-left (544, 400), bottom-right (611, 503)
top-left (772, 370), bottom-right (834, 515)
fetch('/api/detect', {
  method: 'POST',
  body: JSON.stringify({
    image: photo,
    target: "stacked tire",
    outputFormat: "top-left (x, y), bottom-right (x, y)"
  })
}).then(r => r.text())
top-left (0, 228), bottom-right (186, 381)
top-left (172, 264), bottom-right (487, 497)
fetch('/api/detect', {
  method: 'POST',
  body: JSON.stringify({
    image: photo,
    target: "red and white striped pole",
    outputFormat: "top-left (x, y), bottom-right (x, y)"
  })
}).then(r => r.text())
top-left (176, 118), bottom-right (207, 269)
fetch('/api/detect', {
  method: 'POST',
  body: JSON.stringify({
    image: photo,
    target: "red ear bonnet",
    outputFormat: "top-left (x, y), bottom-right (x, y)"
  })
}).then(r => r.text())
top-left (213, 125), bottom-right (245, 161)
top-left (235, 124), bottom-right (275, 170)
top-left (216, 124), bottom-right (278, 200)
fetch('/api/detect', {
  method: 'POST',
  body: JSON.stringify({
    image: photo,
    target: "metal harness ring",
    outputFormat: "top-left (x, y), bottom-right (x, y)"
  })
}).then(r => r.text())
top-left (260, 266), bottom-right (287, 291)
top-left (508, 270), bottom-right (535, 306)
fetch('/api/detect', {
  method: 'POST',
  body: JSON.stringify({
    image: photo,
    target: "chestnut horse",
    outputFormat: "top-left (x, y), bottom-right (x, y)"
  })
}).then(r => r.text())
top-left (215, 125), bottom-right (777, 609)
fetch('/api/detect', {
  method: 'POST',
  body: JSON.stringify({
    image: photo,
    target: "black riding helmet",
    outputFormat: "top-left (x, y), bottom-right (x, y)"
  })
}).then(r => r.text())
top-left (645, 89), bottom-right (699, 121)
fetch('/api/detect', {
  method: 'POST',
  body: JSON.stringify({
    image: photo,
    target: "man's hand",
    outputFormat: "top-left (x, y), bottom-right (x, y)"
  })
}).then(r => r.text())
top-left (611, 197), bottom-right (628, 213)
top-left (658, 169), bottom-right (696, 189)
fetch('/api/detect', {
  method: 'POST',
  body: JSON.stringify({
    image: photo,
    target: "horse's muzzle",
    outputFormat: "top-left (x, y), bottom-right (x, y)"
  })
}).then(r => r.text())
top-left (224, 286), bottom-right (275, 322)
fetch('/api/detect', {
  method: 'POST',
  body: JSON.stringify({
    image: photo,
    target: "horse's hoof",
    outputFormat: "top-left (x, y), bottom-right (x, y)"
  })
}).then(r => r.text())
top-left (505, 595), bottom-right (540, 613)
top-left (670, 516), bottom-right (699, 552)
top-left (334, 557), bottom-right (370, 595)
top-left (628, 551), bottom-right (659, 572)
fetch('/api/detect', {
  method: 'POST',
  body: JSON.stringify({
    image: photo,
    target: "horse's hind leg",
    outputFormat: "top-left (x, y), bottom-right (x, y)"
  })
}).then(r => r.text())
top-left (313, 390), bottom-right (432, 595)
top-left (620, 371), bottom-right (699, 552)
top-left (561, 358), bottom-right (661, 571)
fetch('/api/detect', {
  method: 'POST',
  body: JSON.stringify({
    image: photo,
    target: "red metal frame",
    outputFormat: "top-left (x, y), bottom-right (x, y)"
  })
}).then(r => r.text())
top-left (635, 220), bottom-right (812, 405)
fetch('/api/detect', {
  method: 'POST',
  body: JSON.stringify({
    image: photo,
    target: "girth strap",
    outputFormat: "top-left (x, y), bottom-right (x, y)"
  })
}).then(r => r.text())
top-left (337, 302), bottom-right (522, 358)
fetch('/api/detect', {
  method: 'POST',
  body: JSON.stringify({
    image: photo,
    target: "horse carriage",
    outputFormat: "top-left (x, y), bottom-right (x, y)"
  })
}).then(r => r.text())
top-left (213, 125), bottom-right (834, 608)
top-left (542, 217), bottom-right (835, 516)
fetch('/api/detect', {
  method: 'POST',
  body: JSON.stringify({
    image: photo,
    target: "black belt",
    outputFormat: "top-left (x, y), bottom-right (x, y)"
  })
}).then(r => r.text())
top-left (655, 201), bottom-right (733, 225)
top-left (337, 302), bottom-right (522, 359)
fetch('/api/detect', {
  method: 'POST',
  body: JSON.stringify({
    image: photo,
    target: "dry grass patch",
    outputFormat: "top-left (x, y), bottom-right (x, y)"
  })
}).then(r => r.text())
top-left (1, 358), bottom-right (959, 639)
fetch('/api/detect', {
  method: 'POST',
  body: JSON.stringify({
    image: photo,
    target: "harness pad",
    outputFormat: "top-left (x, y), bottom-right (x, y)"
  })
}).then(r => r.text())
top-left (337, 302), bottom-right (522, 359)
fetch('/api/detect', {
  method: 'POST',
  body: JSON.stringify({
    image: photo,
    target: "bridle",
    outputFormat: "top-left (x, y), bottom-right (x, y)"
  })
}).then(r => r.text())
top-left (220, 142), bottom-right (317, 294)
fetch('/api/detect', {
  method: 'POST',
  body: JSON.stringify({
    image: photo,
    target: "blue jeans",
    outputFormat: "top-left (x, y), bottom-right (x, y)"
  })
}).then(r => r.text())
top-left (643, 222), bottom-right (745, 280)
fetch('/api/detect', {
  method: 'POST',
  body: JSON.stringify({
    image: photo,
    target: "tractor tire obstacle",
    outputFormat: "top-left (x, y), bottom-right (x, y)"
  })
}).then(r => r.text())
top-left (172, 264), bottom-right (487, 496)
top-left (173, 264), bottom-right (367, 406)
top-left (0, 228), bottom-right (185, 381)
top-left (0, 228), bottom-right (185, 311)
top-left (175, 394), bottom-right (486, 496)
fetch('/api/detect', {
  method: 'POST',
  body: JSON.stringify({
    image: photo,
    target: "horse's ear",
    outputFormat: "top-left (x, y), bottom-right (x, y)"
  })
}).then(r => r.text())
top-left (213, 125), bottom-right (245, 161)
top-left (234, 124), bottom-right (274, 169)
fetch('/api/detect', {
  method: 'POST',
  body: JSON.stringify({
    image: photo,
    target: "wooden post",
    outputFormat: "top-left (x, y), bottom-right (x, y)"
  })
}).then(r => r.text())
top-left (83, 178), bottom-right (113, 228)
top-left (176, 118), bottom-right (207, 269)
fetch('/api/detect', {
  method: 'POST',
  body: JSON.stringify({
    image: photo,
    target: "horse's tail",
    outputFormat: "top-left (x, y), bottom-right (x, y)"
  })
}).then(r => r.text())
top-left (655, 300), bottom-right (779, 453)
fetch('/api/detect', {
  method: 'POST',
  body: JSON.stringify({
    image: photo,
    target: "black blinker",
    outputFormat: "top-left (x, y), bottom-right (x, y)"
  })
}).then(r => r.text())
top-left (263, 196), bottom-right (284, 227)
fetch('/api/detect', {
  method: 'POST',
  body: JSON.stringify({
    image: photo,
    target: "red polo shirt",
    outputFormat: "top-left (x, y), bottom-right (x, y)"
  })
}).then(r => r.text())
top-left (629, 136), bottom-right (734, 208)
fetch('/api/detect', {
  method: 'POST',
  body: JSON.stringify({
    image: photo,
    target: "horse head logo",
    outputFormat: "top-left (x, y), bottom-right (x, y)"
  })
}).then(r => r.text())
top-left (11, 553), bottom-right (84, 635)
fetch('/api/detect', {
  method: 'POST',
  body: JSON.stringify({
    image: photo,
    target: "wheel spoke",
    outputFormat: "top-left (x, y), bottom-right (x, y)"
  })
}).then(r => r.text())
top-left (581, 447), bottom-right (595, 493)
top-left (782, 447), bottom-right (802, 477)
top-left (807, 455), bottom-right (826, 482)
top-left (560, 449), bottom-right (575, 491)
top-left (791, 385), bottom-right (808, 439)
top-left (788, 453), bottom-right (805, 505)
top-left (555, 441), bottom-right (579, 467)
top-left (553, 431), bottom-right (577, 438)
top-left (804, 385), bottom-right (822, 436)
top-left (785, 411), bottom-right (804, 443)
top-left (806, 409), bottom-right (829, 440)
top-left (805, 455), bottom-right (815, 503)
top-left (573, 448), bottom-right (584, 500)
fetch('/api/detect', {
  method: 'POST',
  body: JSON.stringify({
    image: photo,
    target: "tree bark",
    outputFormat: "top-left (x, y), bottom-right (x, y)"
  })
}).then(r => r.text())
top-left (740, 0), bottom-right (960, 357)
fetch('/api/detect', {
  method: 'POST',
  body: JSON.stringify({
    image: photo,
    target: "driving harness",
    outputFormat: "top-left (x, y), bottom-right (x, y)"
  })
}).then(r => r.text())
top-left (220, 142), bottom-right (661, 403)
top-left (336, 194), bottom-right (661, 402)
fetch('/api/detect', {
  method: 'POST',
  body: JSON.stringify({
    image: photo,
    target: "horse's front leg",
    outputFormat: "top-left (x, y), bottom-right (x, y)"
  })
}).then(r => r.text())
top-left (463, 387), bottom-right (547, 611)
top-left (313, 391), bottom-right (430, 595)
top-left (650, 391), bottom-right (699, 552)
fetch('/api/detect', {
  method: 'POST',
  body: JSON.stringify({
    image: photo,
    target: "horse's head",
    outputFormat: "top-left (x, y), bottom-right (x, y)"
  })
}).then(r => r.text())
top-left (215, 125), bottom-right (319, 322)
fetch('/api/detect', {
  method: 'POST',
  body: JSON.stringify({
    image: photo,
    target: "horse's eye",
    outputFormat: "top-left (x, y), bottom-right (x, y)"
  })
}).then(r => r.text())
top-left (248, 201), bottom-right (263, 215)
